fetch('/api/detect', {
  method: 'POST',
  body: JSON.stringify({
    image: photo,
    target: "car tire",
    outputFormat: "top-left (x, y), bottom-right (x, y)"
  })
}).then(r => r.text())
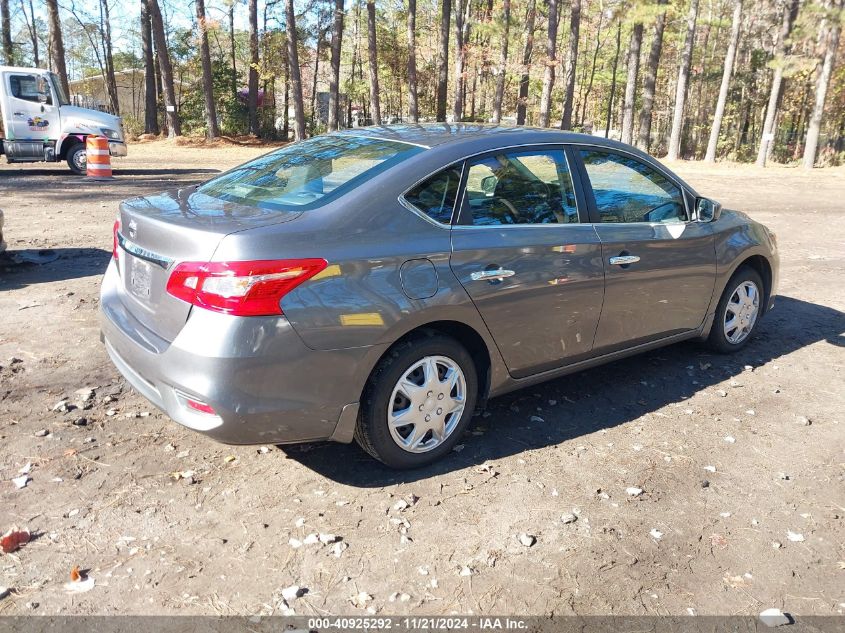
top-left (355, 333), bottom-right (478, 469)
top-left (707, 266), bottom-right (765, 354)
top-left (66, 144), bottom-right (86, 175)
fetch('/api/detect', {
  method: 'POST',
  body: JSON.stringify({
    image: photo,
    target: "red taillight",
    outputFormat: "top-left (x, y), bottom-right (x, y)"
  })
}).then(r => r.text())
top-left (165, 259), bottom-right (328, 317)
top-left (112, 219), bottom-right (120, 260)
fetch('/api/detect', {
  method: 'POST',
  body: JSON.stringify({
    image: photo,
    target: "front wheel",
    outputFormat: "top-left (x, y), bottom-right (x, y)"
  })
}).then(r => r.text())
top-left (707, 266), bottom-right (764, 353)
top-left (66, 144), bottom-right (86, 175)
top-left (355, 334), bottom-right (478, 469)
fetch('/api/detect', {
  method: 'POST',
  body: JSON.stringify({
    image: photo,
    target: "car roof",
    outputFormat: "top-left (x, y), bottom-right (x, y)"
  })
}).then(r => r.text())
top-left (335, 123), bottom-right (625, 151)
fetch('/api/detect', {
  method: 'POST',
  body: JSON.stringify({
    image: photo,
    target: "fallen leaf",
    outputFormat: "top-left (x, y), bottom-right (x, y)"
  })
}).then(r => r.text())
top-left (1, 529), bottom-right (31, 553)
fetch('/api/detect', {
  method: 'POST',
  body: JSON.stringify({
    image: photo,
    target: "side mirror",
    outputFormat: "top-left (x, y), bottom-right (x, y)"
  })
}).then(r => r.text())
top-left (480, 175), bottom-right (497, 196)
top-left (696, 197), bottom-right (722, 222)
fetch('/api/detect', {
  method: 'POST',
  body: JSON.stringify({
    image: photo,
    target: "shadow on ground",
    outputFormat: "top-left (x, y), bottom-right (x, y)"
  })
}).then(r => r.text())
top-left (0, 248), bottom-right (110, 290)
top-left (280, 295), bottom-right (845, 486)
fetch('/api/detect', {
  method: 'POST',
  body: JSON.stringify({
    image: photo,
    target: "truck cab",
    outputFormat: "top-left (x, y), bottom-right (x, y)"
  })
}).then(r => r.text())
top-left (0, 66), bottom-right (127, 174)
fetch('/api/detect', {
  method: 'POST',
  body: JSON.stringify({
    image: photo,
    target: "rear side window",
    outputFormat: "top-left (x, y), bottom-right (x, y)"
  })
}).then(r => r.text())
top-left (198, 135), bottom-right (423, 211)
top-left (462, 150), bottom-right (579, 226)
top-left (580, 150), bottom-right (686, 223)
top-left (403, 165), bottom-right (462, 224)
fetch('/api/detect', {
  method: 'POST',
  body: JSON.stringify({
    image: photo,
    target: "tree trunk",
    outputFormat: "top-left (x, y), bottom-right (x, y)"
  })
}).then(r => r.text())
top-left (248, 0), bottom-right (259, 135)
top-left (704, 0), bottom-right (742, 162)
top-left (229, 4), bottom-right (237, 97)
top-left (560, 0), bottom-right (581, 129)
top-left (667, 0), bottom-right (699, 160)
top-left (285, 0), bottom-right (306, 140)
top-left (196, 0), bottom-right (220, 138)
top-left (46, 0), bottom-right (70, 98)
top-left (366, 0), bottom-right (381, 124)
top-left (436, 0), bottom-right (451, 121)
top-left (1, 0), bottom-right (13, 66)
top-left (491, 0), bottom-right (511, 123)
top-left (636, 0), bottom-right (667, 151)
top-left (620, 22), bottom-right (643, 144)
top-left (516, 0), bottom-right (537, 125)
top-left (100, 0), bottom-right (120, 115)
top-left (578, 8), bottom-right (603, 126)
top-left (605, 19), bottom-right (622, 138)
top-left (406, 0), bottom-right (419, 122)
top-left (328, 0), bottom-right (344, 130)
top-left (147, 0), bottom-right (181, 137)
top-left (756, 0), bottom-right (800, 166)
top-left (141, 0), bottom-right (159, 134)
top-left (802, 0), bottom-right (843, 168)
top-left (538, 0), bottom-right (558, 127)
top-left (452, 0), bottom-right (471, 121)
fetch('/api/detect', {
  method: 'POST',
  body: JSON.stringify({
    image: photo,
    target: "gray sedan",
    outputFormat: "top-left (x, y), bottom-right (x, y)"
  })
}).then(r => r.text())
top-left (100, 125), bottom-right (779, 468)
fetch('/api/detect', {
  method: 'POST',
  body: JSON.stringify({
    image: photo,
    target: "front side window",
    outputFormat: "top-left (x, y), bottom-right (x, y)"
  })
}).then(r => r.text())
top-left (403, 165), bottom-right (462, 224)
top-left (9, 74), bottom-right (52, 105)
top-left (580, 150), bottom-right (686, 223)
top-left (462, 150), bottom-right (579, 226)
top-left (198, 135), bottom-right (423, 210)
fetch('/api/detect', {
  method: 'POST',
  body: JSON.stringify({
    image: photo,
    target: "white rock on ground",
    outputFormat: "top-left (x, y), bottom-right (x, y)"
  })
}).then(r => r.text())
top-left (759, 608), bottom-right (791, 627)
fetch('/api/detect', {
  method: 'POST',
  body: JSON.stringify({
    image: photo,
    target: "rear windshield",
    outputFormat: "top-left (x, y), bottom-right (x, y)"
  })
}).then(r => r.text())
top-left (197, 135), bottom-right (423, 210)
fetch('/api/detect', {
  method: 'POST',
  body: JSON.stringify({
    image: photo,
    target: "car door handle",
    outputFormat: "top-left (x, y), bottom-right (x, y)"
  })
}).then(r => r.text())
top-left (470, 268), bottom-right (515, 282)
top-left (609, 255), bottom-right (640, 266)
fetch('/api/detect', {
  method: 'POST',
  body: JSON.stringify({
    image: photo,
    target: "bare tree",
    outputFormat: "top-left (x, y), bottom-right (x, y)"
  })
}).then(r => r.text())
top-left (620, 22), bottom-right (643, 144)
top-left (667, 0), bottom-right (699, 160)
top-left (141, 0), bottom-right (159, 134)
top-left (605, 18), bottom-right (622, 138)
top-left (196, 0), bottom-right (220, 138)
top-left (1, 0), bottom-right (13, 66)
top-left (560, 0), bottom-right (581, 129)
top-left (492, 0), bottom-right (511, 124)
top-left (436, 0), bottom-right (451, 121)
top-left (248, 0), bottom-right (259, 135)
top-left (328, 0), bottom-right (344, 130)
top-left (46, 0), bottom-right (70, 98)
top-left (704, 0), bottom-right (742, 162)
top-left (516, 0), bottom-right (537, 125)
top-left (453, 0), bottom-right (471, 121)
top-left (636, 0), bottom-right (667, 151)
top-left (538, 0), bottom-right (558, 127)
top-left (19, 0), bottom-right (39, 67)
top-left (229, 1), bottom-right (237, 97)
top-left (802, 0), bottom-right (843, 168)
top-left (756, 0), bottom-right (800, 166)
top-left (366, 0), bottom-right (381, 124)
top-left (406, 0), bottom-right (419, 122)
top-left (147, 0), bottom-right (180, 137)
top-left (100, 0), bottom-right (119, 114)
top-left (285, 0), bottom-right (306, 140)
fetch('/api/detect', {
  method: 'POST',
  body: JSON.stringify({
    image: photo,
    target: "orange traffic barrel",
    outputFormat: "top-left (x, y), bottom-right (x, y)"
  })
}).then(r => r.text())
top-left (86, 135), bottom-right (113, 180)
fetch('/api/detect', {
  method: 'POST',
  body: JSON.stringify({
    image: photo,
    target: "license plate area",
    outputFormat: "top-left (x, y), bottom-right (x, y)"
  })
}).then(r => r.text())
top-left (130, 257), bottom-right (152, 299)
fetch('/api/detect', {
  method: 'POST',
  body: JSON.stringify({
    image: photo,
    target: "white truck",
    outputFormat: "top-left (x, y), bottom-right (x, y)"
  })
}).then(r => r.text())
top-left (0, 66), bottom-right (127, 174)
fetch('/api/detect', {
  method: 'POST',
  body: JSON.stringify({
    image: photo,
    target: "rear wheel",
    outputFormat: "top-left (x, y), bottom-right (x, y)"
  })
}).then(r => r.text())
top-left (355, 334), bottom-right (478, 469)
top-left (707, 266), bottom-right (764, 353)
top-left (66, 143), bottom-right (86, 175)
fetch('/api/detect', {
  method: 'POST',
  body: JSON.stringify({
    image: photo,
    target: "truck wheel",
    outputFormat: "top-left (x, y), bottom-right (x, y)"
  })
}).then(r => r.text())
top-left (66, 144), bottom-right (86, 174)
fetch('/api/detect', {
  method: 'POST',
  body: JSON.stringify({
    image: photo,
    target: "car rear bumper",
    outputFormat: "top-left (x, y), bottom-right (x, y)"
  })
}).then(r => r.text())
top-left (108, 141), bottom-right (128, 158)
top-left (99, 259), bottom-right (376, 445)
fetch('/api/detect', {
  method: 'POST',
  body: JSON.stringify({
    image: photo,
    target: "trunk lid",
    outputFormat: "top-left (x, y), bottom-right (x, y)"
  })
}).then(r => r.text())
top-left (116, 186), bottom-right (302, 342)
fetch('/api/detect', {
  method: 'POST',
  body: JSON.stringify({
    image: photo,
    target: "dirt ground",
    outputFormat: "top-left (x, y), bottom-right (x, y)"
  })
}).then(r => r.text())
top-left (0, 141), bottom-right (843, 617)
